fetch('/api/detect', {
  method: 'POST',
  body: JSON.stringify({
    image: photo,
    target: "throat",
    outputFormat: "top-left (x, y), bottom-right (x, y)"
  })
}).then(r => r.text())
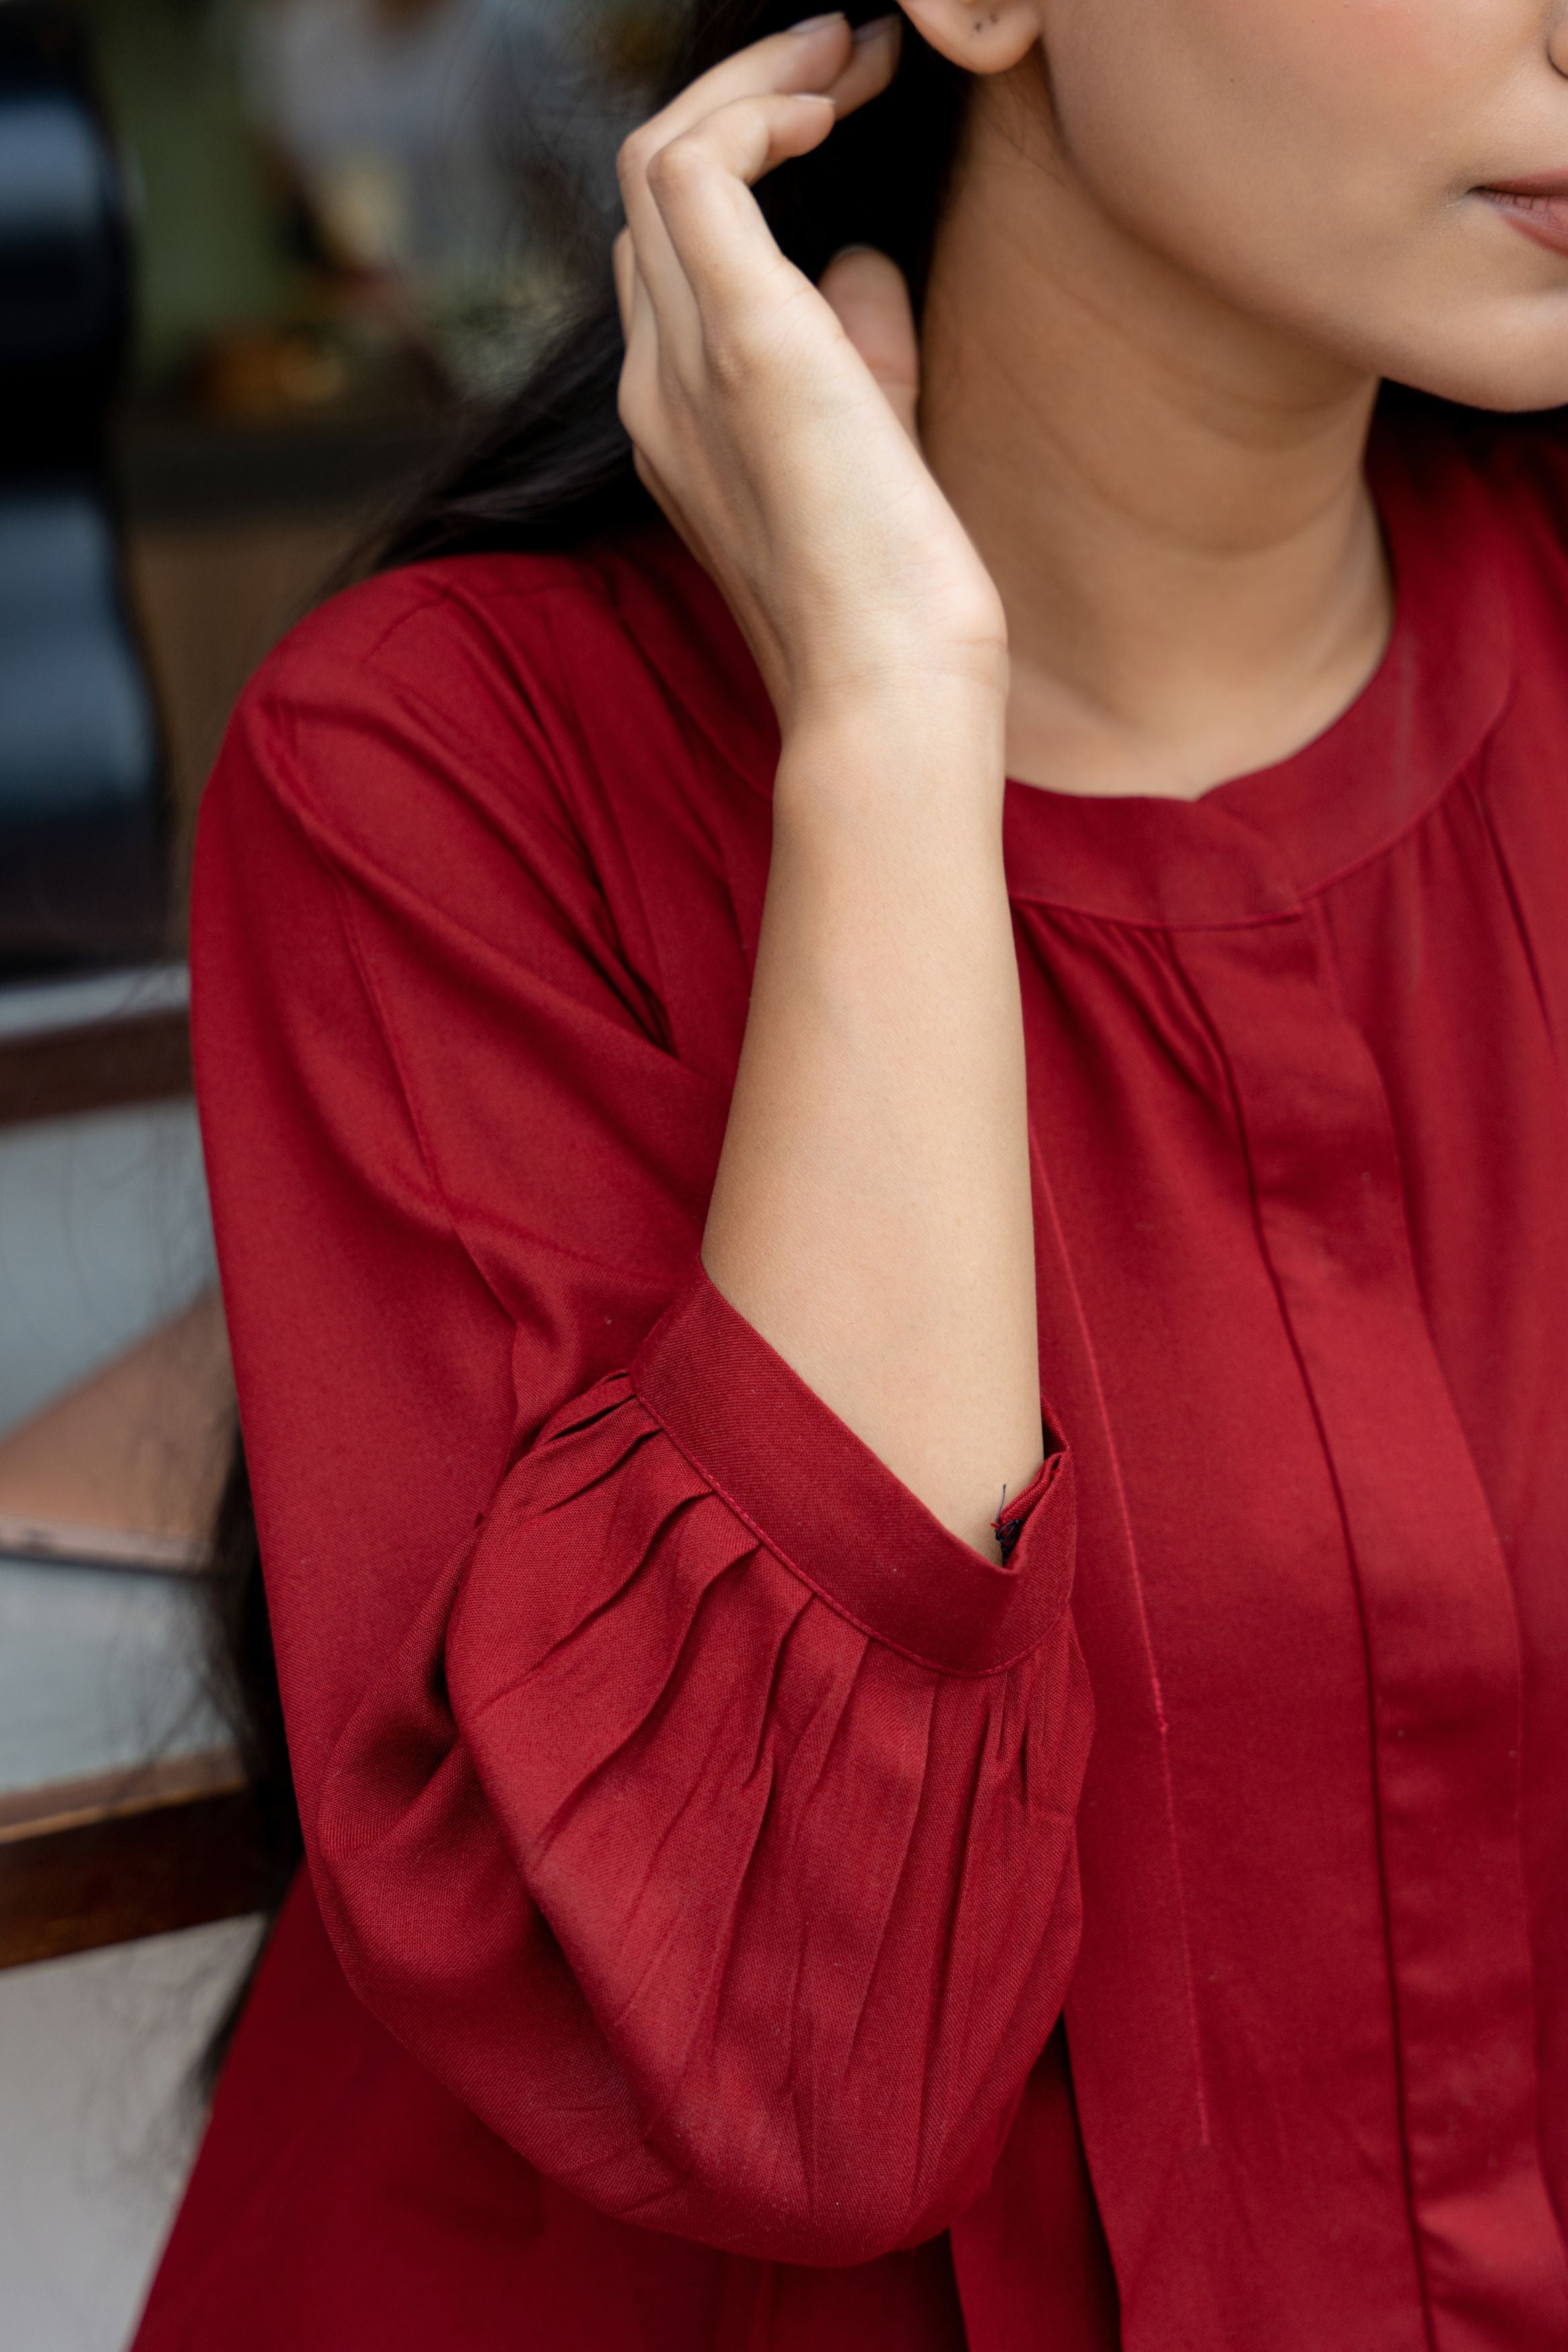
top-left (918, 70), bottom-right (1390, 805)
top-left (998, 496), bottom-right (1393, 803)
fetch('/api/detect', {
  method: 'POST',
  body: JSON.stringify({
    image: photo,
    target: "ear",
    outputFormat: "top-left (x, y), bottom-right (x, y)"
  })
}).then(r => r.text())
top-left (895, 0), bottom-right (1043, 75)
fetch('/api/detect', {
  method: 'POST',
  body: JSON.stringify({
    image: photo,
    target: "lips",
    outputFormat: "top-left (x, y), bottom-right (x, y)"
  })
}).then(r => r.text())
top-left (1478, 175), bottom-right (1568, 260)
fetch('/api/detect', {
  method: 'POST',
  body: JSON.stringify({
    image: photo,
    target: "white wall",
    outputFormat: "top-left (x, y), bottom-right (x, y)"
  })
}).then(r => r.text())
top-left (0, 1555), bottom-right (226, 1790)
top-left (0, 968), bottom-right (242, 2349)
top-left (0, 1919), bottom-right (263, 2352)
top-left (0, 1097), bottom-right (215, 1440)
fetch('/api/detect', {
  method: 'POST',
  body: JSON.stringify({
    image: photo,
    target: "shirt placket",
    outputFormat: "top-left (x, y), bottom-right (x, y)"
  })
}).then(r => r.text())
top-left (1173, 910), bottom-right (1567, 2351)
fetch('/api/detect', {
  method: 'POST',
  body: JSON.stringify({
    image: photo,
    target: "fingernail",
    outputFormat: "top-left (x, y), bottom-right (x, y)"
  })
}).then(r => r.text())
top-left (852, 13), bottom-right (900, 40)
top-left (788, 12), bottom-right (846, 32)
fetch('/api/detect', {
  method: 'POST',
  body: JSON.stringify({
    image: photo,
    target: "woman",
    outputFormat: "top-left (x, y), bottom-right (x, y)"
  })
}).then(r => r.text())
top-left (134, 4), bottom-right (1568, 2347)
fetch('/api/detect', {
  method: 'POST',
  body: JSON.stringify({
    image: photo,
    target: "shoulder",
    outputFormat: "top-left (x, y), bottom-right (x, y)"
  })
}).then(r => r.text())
top-left (231, 525), bottom-right (776, 861)
top-left (201, 526), bottom-right (775, 1071)
top-left (255, 532), bottom-right (665, 721)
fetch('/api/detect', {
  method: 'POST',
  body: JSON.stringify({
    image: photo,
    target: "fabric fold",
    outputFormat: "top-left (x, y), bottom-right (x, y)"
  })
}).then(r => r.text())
top-left (633, 1262), bottom-right (1077, 1674)
top-left (316, 1351), bottom-right (1092, 2265)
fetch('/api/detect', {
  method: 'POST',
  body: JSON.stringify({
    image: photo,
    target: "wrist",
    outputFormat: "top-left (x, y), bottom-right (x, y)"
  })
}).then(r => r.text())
top-left (777, 680), bottom-right (1009, 826)
top-left (783, 647), bottom-right (1007, 740)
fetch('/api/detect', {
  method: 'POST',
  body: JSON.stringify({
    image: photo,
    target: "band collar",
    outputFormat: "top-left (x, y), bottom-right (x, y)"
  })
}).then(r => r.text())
top-left (998, 413), bottom-right (1516, 929)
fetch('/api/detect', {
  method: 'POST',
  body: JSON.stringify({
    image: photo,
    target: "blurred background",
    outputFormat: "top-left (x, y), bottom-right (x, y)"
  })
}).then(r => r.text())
top-left (0, 3), bottom-right (658, 2341)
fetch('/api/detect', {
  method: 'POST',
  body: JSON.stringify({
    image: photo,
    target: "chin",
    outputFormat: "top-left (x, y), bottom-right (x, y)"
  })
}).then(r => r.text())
top-left (1377, 305), bottom-right (1568, 415)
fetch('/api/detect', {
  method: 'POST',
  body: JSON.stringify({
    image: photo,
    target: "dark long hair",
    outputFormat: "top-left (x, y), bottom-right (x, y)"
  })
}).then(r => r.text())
top-left (202, 0), bottom-right (975, 2086)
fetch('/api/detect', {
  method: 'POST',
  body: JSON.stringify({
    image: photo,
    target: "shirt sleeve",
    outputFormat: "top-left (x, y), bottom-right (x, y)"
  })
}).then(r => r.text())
top-left (193, 579), bottom-right (1094, 2268)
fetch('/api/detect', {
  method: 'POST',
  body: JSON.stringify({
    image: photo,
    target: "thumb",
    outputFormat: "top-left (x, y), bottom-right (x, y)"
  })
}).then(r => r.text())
top-left (820, 246), bottom-right (920, 442)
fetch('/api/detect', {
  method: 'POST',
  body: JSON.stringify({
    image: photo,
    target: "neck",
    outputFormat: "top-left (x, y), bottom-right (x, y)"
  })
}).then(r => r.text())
top-left (920, 64), bottom-right (1391, 801)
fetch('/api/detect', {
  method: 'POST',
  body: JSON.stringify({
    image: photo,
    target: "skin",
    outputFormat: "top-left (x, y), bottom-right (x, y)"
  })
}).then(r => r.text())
top-left (612, 4), bottom-right (1568, 1551)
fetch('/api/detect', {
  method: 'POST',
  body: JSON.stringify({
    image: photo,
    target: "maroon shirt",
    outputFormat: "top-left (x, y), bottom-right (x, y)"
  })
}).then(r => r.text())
top-left (136, 412), bottom-right (1568, 2351)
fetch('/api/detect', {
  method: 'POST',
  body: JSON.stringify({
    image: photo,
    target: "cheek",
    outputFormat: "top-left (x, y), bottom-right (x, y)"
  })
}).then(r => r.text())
top-left (1045, 0), bottom-right (1522, 251)
top-left (1051, 0), bottom-right (1518, 165)
top-left (1242, 0), bottom-right (1483, 77)
top-left (1240, 0), bottom-right (1529, 137)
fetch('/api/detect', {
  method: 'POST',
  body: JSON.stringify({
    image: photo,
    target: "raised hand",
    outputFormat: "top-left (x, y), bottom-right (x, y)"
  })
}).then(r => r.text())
top-left (613, 14), bottom-right (1008, 734)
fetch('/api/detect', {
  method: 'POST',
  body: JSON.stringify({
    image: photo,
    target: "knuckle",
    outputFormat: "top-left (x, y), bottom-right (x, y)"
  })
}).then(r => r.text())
top-left (702, 317), bottom-right (761, 400)
top-left (618, 355), bottom-right (685, 471)
top-left (616, 127), bottom-right (654, 188)
top-left (644, 134), bottom-right (705, 203)
top-left (616, 364), bottom-right (650, 442)
top-left (657, 345), bottom-right (697, 418)
top-left (702, 289), bottom-right (786, 394)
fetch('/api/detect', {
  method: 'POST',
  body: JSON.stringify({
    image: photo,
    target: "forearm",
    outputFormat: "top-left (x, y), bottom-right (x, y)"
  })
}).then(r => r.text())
top-left (614, 0), bottom-right (1040, 1546)
top-left (701, 693), bottom-right (1042, 1553)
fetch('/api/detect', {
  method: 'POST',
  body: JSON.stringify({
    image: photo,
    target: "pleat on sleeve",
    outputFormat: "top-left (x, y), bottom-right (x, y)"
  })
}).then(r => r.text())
top-left (317, 1271), bottom-right (1091, 2263)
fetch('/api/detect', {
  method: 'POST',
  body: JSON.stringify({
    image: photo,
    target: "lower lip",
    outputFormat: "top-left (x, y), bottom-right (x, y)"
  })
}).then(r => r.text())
top-left (1480, 189), bottom-right (1568, 260)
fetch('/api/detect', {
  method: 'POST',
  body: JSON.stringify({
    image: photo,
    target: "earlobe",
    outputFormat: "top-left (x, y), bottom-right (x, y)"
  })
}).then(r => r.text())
top-left (896, 0), bottom-right (1042, 75)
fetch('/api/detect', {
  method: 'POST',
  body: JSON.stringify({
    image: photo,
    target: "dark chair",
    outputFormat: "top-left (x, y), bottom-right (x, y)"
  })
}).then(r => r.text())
top-left (0, 0), bottom-right (166, 970)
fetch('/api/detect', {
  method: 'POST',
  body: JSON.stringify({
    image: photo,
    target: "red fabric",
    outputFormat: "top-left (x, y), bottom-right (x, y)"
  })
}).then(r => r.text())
top-left (136, 410), bottom-right (1568, 2350)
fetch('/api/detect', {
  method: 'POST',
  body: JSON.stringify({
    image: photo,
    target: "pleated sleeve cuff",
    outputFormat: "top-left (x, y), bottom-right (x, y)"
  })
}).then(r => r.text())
top-left (631, 1262), bottom-right (1075, 1675)
top-left (318, 1259), bottom-right (1091, 2260)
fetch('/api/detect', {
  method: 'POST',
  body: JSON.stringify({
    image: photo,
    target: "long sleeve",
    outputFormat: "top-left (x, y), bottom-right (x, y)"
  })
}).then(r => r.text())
top-left (193, 565), bottom-right (1093, 2267)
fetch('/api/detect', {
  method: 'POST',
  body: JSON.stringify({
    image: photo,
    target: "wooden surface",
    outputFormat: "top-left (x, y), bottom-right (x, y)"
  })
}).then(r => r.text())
top-left (0, 975), bottom-right (254, 1963)
top-left (0, 1008), bottom-right (192, 1128)
top-left (0, 1291), bottom-right (232, 1572)
top-left (0, 1751), bottom-right (271, 1969)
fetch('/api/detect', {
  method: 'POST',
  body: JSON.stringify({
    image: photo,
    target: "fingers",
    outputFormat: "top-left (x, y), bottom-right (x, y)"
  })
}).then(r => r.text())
top-left (616, 15), bottom-right (848, 262)
top-left (820, 15), bottom-right (906, 121)
top-left (630, 15), bottom-right (901, 183)
top-left (612, 223), bottom-right (658, 409)
top-left (611, 225), bottom-right (636, 341)
top-left (634, 92), bottom-right (836, 311)
top-left (625, 15), bottom-right (859, 162)
top-left (614, 12), bottom-right (909, 534)
top-left (617, 15), bottom-right (900, 316)
top-left (819, 247), bottom-right (920, 440)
